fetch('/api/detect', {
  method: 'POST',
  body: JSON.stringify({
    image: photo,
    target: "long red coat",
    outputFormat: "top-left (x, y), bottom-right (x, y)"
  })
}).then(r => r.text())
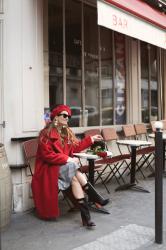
top-left (31, 127), bottom-right (92, 219)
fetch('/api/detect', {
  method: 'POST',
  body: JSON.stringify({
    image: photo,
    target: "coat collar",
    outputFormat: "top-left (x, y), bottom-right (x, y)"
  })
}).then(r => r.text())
top-left (49, 127), bottom-right (60, 140)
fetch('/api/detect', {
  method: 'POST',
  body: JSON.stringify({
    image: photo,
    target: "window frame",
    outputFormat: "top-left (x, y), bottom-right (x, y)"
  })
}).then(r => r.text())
top-left (48, 0), bottom-right (127, 127)
top-left (140, 42), bottom-right (161, 123)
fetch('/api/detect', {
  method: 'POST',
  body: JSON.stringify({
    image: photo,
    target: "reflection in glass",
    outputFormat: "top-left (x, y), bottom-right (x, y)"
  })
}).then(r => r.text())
top-left (84, 4), bottom-right (99, 126)
top-left (49, 0), bottom-right (63, 109)
top-left (150, 47), bottom-right (158, 121)
top-left (65, 0), bottom-right (82, 127)
top-left (141, 42), bottom-right (158, 123)
top-left (100, 27), bottom-right (113, 125)
top-left (115, 33), bottom-right (126, 124)
top-left (48, 0), bottom-right (127, 127)
top-left (141, 42), bottom-right (149, 123)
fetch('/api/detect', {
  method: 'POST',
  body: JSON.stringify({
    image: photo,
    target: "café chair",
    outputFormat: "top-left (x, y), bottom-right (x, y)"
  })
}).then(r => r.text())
top-left (80, 128), bottom-right (131, 192)
top-left (150, 120), bottom-right (166, 133)
top-left (84, 128), bottom-right (101, 137)
top-left (134, 123), bottom-right (152, 141)
top-left (134, 123), bottom-right (155, 174)
top-left (22, 138), bottom-right (38, 176)
top-left (80, 129), bottom-right (111, 193)
top-left (122, 124), bottom-right (154, 178)
top-left (22, 138), bottom-right (75, 210)
top-left (150, 120), bottom-right (156, 132)
top-left (161, 120), bottom-right (166, 131)
top-left (97, 127), bottom-right (131, 185)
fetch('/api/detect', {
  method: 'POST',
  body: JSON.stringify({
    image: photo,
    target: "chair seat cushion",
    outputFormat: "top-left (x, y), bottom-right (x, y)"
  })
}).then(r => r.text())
top-left (136, 146), bottom-right (155, 155)
top-left (80, 164), bottom-right (102, 173)
top-left (95, 153), bottom-right (130, 165)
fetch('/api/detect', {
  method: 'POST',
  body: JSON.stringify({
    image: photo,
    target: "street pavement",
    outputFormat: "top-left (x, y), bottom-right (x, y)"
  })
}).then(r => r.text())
top-left (1, 169), bottom-right (166, 250)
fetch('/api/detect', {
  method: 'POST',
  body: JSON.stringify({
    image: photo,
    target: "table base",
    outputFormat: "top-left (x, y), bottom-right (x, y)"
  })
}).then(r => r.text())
top-left (88, 202), bottom-right (110, 214)
top-left (115, 183), bottom-right (150, 193)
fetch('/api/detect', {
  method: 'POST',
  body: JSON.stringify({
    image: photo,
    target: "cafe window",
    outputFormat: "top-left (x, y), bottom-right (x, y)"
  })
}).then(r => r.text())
top-left (141, 42), bottom-right (158, 123)
top-left (48, 0), bottom-right (126, 127)
top-left (49, 0), bottom-right (63, 106)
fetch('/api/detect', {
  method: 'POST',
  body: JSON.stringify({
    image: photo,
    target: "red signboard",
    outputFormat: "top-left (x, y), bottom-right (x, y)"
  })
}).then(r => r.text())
top-left (105, 0), bottom-right (166, 29)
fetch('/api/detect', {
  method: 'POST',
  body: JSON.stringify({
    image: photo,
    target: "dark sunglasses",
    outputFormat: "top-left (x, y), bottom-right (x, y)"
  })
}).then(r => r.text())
top-left (58, 113), bottom-right (71, 119)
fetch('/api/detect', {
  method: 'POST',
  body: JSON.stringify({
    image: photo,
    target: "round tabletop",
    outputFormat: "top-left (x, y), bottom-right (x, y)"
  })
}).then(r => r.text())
top-left (149, 133), bottom-right (166, 140)
top-left (73, 151), bottom-right (112, 160)
top-left (117, 140), bottom-right (152, 147)
top-left (73, 153), bottom-right (99, 160)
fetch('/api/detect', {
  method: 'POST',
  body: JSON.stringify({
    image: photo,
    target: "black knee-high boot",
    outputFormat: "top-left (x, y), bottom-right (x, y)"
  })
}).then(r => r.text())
top-left (83, 182), bottom-right (109, 206)
top-left (62, 186), bottom-right (79, 209)
top-left (77, 198), bottom-right (96, 229)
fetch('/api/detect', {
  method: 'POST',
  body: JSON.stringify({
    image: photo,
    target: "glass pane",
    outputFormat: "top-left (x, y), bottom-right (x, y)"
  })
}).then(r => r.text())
top-left (48, 0), bottom-right (63, 109)
top-left (84, 4), bottom-right (99, 126)
top-left (65, 0), bottom-right (82, 127)
top-left (100, 27), bottom-right (113, 125)
top-left (115, 33), bottom-right (126, 124)
top-left (150, 46), bottom-right (158, 121)
top-left (141, 42), bottom-right (149, 123)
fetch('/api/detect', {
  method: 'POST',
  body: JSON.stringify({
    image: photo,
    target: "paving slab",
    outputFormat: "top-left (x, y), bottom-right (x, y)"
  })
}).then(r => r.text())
top-left (73, 224), bottom-right (155, 250)
top-left (1, 171), bottom-right (166, 250)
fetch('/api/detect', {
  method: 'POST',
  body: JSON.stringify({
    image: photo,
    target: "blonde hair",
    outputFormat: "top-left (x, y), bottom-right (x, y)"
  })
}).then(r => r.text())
top-left (60, 126), bottom-right (79, 145)
top-left (39, 120), bottom-right (79, 145)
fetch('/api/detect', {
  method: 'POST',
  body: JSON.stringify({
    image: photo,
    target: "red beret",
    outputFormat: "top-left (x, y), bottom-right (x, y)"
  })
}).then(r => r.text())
top-left (50, 105), bottom-right (71, 120)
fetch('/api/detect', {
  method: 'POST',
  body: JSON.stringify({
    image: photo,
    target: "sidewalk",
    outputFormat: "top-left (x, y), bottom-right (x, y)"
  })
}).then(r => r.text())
top-left (1, 173), bottom-right (166, 250)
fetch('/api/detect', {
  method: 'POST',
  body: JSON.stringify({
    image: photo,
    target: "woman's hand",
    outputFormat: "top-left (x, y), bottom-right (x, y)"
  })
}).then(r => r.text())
top-left (91, 134), bottom-right (103, 143)
top-left (67, 157), bottom-right (80, 164)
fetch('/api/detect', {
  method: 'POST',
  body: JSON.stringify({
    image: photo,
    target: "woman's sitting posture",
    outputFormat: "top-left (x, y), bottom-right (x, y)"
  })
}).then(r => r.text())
top-left (32, 104), bottom-right (109, 228)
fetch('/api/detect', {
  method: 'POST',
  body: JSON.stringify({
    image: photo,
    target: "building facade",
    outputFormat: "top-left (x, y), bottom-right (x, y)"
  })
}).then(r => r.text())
top-left (0, 0), bottom-right (166, 212)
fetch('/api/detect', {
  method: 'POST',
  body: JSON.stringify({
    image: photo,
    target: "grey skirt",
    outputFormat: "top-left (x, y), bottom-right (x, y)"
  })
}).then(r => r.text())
top-left (58, 162), bottom-right (80, 190)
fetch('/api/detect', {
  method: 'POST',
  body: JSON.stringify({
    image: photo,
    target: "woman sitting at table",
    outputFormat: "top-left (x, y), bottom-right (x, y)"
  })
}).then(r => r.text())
top-left (32, 104), bottom-right (109, 229)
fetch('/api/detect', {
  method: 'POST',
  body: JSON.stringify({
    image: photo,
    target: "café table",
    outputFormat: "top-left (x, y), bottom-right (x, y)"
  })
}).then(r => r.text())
top-left (73, 151), bottom-right (112, 214)
top-left (149, 133), bottom-right (166, 140)
top-left (115, 140), bottom-right (152, 193)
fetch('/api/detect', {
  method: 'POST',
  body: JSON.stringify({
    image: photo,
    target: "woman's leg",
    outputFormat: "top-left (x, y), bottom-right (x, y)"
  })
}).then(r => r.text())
top-left (71, 176), bottom-right (95, 228)
top-left (75, 170), bottom-right (87, 187)
top-left (71, 176), bottom-right (85, 199)
top-left (75, 170), bottom-right (109, 206)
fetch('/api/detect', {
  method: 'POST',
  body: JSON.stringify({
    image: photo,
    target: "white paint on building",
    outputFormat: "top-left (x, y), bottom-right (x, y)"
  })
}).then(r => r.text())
top-left (1, 0), bottom-right (44, 212)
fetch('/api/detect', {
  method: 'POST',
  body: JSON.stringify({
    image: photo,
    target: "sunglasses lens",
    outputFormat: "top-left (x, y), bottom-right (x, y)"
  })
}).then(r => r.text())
top-left (63, 114), bottom-right (71, 119)
top-left (59, 114), bottom-right (71, 119)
